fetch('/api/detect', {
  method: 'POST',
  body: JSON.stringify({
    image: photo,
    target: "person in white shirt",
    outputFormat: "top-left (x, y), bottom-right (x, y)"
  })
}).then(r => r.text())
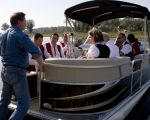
top-left (86, 28), bottom-right (110, 58)
top-left (44, 33), bottom-right (65, 58)
top-left (102, 32), bottom-right (120, 57)
top-left (27, 33), bottom-right (44, 72)
top-left (57, 33), bottom-right (68, 57)
top-left (57, 33), bottom-right (68, 47)
top-left (115, 33), bottom-right (134, 60)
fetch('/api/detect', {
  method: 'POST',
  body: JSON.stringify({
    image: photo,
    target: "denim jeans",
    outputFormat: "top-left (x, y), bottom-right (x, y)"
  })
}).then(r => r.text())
top-left (0, 66), bottom-right (31, 120)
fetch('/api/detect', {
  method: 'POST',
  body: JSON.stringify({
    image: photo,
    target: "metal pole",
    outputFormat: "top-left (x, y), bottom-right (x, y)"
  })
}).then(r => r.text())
top-left (144, 16), bottom-right (147, 52)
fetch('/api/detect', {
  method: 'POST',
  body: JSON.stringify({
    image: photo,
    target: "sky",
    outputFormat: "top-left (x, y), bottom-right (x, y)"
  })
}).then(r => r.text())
top-left (0, 0), bottom-right (150, 28)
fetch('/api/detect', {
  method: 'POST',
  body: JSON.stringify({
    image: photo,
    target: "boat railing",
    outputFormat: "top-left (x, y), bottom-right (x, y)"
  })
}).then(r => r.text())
top-left (134, 53), bottom-right (150, 68)
top-left (131, 53), bottom-right (150, 94)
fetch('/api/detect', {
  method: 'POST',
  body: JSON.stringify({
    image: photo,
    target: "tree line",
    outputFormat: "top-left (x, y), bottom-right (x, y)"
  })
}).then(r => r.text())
top-left (73, 18), bottom-right (150, 32)
top-left (1, 18), bottom-right (150, 33)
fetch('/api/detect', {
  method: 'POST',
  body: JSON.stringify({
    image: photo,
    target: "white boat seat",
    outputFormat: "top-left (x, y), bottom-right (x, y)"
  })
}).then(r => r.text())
top-left (44, 57), bottom-right (132, 84)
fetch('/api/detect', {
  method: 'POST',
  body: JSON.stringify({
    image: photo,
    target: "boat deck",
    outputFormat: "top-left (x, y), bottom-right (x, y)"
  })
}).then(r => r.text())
top-left (6, 80), bottom-right (150, 120)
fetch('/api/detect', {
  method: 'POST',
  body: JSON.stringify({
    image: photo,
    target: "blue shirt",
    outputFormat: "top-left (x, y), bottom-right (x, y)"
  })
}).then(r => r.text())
top-left (0, 26), bottom-right (41, 68)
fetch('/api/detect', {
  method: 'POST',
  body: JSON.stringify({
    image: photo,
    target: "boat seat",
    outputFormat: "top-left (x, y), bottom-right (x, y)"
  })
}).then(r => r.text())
top-left (44, 57), bottom-right (132, 84)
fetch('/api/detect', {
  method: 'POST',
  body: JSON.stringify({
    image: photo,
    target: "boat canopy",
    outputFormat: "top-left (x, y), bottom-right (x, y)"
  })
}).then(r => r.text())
top-left (64, 0), bottom-right (150, 25)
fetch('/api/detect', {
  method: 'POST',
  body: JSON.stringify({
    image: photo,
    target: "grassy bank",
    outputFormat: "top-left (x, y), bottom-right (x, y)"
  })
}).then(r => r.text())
top-left (108, 31), bottom-right (145, 40)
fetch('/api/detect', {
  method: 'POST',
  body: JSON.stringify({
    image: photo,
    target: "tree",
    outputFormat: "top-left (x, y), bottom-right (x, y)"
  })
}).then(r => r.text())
top-left (26, 19), bottom-right (35, 33)
top-left (98, 19), bottom-right (120, 32)
top-left (1, 23), bottom-right (10, 31)
top-left (120, 18), bottom-right (144, 31)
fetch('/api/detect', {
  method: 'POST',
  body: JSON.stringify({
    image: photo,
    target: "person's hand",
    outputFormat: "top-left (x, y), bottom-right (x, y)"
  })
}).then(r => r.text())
top-left (35, 62), bottom-right (43, 72)
top-left (39, 63), bottom-right (44, 72)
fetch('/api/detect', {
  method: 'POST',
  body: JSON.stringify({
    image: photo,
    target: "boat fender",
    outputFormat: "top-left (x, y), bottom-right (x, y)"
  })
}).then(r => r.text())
top-left (43, 103), bottom-right (52, 109)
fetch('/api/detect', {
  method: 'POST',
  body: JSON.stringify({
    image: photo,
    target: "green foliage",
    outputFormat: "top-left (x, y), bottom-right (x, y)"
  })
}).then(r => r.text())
top-left (26, 19), bottom-right (35, 33)
top-left (70, 20), bottom-right (91, 32)
top-left (97, 18), bottom-right (145, 32)
top-left (98, 19), bottom-right (120, 31)
top-left (107, 31), bottom-right (144, 40)
top-left (1, 23), bottom-right (10, 31)
top-left (66, 18), bottom-right (147, 34)
top-left (120, 18), bottom-right (144, 31)
top-left (33, 26), bottom-right (73, 35)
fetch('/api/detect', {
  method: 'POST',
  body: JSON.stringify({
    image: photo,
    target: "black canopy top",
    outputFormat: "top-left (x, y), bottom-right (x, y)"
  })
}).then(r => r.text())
top-left (64, 0), bottom-right (150, 25)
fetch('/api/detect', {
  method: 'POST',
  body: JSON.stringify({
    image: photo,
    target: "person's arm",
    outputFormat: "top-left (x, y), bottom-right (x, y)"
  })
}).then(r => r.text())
top-left (34, 56), bottom-right (43, 71)
top-left (44, 47), bottom-right (51, 58)
top-left (28, 53), bottom-right (35, 65)
top-left (60, 47), bottom-right (65, 58)
top-left (87, 45), bottom-right (100, 58)
top-left (22, 34), bottom-right (43, 68)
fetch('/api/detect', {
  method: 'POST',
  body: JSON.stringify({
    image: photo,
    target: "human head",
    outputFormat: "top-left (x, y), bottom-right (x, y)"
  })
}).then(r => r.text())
top-left (87, 27), bottom-right (103, 44)
top-left (63, 33), bottom-right (68, 44)
top-left (10, 12), bottom-right (26, 30)
top-left (102, 32), bottom-right (109, 42)
top-left (115, 33), bottom-right (126, 47)
top-left (34, 33), bottom-right (43, 47)
top-left (117, 25), bottom-right (124, 33)
top-left (127, 34), bottom-right (136, 43)
top-left (51, 33), bottom-right (59, 45)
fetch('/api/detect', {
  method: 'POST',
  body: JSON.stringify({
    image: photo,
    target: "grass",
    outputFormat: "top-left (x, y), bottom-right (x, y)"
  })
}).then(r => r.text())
top-left (108, 31), bottom-right (145, 40)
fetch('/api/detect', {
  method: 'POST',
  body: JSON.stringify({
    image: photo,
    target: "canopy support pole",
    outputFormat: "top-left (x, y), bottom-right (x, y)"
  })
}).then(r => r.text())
top-left (144, 16), bottom-right (147, 52)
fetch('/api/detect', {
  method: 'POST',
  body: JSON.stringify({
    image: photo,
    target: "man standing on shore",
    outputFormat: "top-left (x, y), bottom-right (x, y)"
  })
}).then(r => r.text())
top-left (0, 12), bottom-right (43, 120)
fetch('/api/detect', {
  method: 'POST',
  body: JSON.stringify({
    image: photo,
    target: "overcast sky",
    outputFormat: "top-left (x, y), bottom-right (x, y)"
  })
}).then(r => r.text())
top-left (0, 0), bottom-right (150, 28)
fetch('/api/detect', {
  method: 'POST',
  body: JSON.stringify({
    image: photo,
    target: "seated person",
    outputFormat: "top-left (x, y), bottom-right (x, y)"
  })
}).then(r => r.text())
top-left (57, 33), bottom-right (68, 56)
top-left (103, 32), bottom-right (120, 58)
top-left (115, 33), bottom-right (134, 60)
top-left (127, 34), bottom-right (141, 56)
top-left (27, 33), bottom-right (44, 72)
top-left (43, 33), bottom-right (65, 58)
top-left (86, 27), bottom-right (110, 58)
